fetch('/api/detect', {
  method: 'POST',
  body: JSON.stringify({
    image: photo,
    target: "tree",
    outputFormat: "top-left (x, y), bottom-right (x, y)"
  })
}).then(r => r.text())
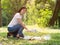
top-left (49, 0), bottom-right (60, 26)
top-left (0, 0), bottom-right (2, 27)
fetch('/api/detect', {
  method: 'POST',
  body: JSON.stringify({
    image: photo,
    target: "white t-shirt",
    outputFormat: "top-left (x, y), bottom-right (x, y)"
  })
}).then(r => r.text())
top-left (8, 13), bottom-right (22, 27)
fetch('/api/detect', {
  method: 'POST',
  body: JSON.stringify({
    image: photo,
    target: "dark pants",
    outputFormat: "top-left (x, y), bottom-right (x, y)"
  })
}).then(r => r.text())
top-left (8, 24), bottom-right (24, 36)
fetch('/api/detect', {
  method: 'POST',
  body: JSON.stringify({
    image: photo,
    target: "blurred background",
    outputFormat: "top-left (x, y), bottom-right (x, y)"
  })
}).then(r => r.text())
top-left (0, 0), bottom-right (60, 45)
top-left (0, 0), bottom-right (60, 28)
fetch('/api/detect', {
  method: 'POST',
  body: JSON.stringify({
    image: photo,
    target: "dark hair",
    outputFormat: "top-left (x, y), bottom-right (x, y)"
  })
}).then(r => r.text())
top-left (18, 7), bottom-right (27, 12)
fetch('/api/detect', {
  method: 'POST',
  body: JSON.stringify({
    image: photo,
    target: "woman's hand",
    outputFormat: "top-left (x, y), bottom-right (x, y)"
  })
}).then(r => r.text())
top-left (27, 30), bottom-right (31, 32)
top-left (26, 29), bottom-right (31, 32)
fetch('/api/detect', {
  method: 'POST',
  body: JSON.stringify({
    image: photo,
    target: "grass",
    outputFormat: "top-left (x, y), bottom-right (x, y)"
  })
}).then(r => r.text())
top-left (0, 32), bottom-right (60, 45)
top-left (0, 26), bottom-right (60, 45)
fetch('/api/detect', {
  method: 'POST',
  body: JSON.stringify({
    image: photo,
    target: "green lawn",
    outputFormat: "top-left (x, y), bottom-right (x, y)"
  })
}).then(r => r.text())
top-left (0, 32), bottom-right (60, 45)
top-left (0, 26), bottom-right (60, 45)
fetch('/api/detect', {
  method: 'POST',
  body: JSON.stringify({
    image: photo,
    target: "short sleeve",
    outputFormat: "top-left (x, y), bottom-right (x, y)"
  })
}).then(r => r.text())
top-left (15, 13), bottom-right (22, 19)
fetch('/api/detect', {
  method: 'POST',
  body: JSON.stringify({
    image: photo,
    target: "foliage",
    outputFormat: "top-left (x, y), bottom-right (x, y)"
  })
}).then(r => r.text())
top-left (1, 0), bottom-right (56, 27)
top-left (25, 0), bottom-right (53, 27)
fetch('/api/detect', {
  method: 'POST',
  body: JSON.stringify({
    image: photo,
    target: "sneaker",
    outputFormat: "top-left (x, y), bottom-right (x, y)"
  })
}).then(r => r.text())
top-left (7, 32), bottom-right (12, 38)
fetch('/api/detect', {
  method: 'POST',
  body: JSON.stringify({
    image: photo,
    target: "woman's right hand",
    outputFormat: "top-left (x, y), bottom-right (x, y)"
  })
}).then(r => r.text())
top-left (26, 29), bottom-right (31, 32)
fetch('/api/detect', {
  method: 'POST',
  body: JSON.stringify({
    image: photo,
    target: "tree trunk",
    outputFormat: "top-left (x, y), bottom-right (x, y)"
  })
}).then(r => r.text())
top-left (0, 0), bottom-right (2, 27)
top-left (49, 0), bottom-right (60, 26)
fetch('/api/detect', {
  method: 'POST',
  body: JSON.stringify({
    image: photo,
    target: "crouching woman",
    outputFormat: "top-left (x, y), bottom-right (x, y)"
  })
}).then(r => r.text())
top-left (7, 7), bottom-right (30, 38)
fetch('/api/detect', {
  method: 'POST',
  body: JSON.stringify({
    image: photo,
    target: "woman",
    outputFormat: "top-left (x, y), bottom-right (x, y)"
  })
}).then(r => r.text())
top-left (7, 7), bottom-right (30, 38)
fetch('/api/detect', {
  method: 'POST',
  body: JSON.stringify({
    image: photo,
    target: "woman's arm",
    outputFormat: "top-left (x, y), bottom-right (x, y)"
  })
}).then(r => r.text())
top-left (17, 18), bottom-right (28, 30)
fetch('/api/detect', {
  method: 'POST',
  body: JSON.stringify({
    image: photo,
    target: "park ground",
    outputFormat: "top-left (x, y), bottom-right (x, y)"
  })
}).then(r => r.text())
top-left (0, 25), bottom-right (60, 45)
